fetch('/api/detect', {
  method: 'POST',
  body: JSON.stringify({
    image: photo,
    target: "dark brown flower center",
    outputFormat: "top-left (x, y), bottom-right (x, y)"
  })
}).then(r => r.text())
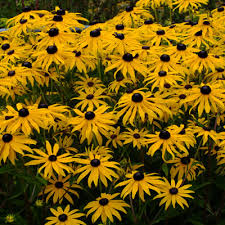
top-left (159, 130), bottom-right (170, 139)
top-left (169, 187), bottom-right (178, 194)
top-left (132, 93), bottom-right (143, 103)
top-left (18, 108), bottom-right (29, 117)
top-left (181, 156), bottom-right (190, 165)
top-left (99, 198), bottom-right (109, 206)
top-left (133, 172), bottom-right (144, 181)
top-left (86, 94), bottom-right (94, 100)
top-left (55, 181), bottom-right (63, 188)
top-left (90, 159), bottom-right (100, 167)
top-left (85, 111), bottom-right (95, 120)
top-left (200, 85), bottom-right (211, 95)
top-left (133, 133), bottom-right (140, 139)
top-left (58, 214), bottom-right (68, 222)
top-left (48, 155), bottom-right (57, 161)
top-left (2, 134), bottom-right (13, 143)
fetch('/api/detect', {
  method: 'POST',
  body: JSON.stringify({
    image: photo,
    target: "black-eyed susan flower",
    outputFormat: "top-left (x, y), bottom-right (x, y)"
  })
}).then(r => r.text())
top-left (146, 28), bottom-right (178, 46)
top-left (74, 151), bottom-right (119, 187)
top-left (70, 106), bottom-right (116, 145)
top-left (25, 141), bottom-right (75, 178)
top-left (76, 145), bottom-right (113, 158)
top-left (8, 17), bottom-right (36, 37)
top-left (205, 68), bottom-right (225, 82)
top-left (184, 29), bottom-right (216, 49)
top-left (169, 125), bottom-right (196, 148)
top-left (116, 89), bottom-right (171, 125)
top-left (105, 53), bottom-right (148, 82)
top-left (167, 153), bottom-right (205, 181)
top-left (121, 128), bottom-right (149, 150)
top-left (73, 74), bottom-right (105, 92)
top-left (149, 53), bottom-right (187, 75)
top-left (181, 83), bottom-right (225, 116)
top-left (136, 0), bottom-right (172, 9)
top-left (111, 6), bottom-right (153, 27)
top-left (57, 135), bottom-right (78, 153)
top-left (165, 43), bottom-right (198, 62)
top-left (147, 125), bottom-right (189, 161)
top-left (173, 0), bottom-right (208, 13)
top-left (104, 32), bottom-right (141, 55)
top-left (65, 48), bottom-right (96, 73)
top-left (0, 103), bottom-right (49, 136)
top-left (49, 6), bottom-right (88, 29)
top-left (0, 132), bottom-right (36, 165)
top-left (116, 171), bottom-right (163, 201)
top-left (1, 45), bottom-right (29, 64)
top-left (73, 88), bottom-right (110, 111)
top-left (41, 68), bottom-right (60, 87)
top-left (77, 27), bottom-right (109, 56)
top-left (45, 205), bottom-right (86, 225)
top-left (144, 70), bottom-right (184, 91)
top-left (84, 193), bottom-right (129, 223)
top-left (105, 126), bottom-right (123, 148)
top-left (39, 174), bottom-right (81, 204)
top-left (6, 6), bottom-right (48, 26)
top-left (108, 73), bottom-right (133, 94)
top-left (154, 178), bottom-right (194, 210)
top-left (184, 51), bottom-right (221, 73)
top-left (20, 61), bottom-right (45, 86)
top-left (33, 44), bottom-right (72, 70)
top-left (1, 64), bottom-right (32, 87)
top-left (193, 125), bottom-right (223, 145)
top-left (37, 27), bottom-right (76, 49)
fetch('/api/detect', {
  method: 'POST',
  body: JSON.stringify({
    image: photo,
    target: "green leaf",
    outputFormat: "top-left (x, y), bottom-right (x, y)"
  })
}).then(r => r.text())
top-left (162, 163), bottom-right (169, 177)
top-left (188, 219), bottom-right (204, 225)
top-left (192, 182), bottom-right (211, 191)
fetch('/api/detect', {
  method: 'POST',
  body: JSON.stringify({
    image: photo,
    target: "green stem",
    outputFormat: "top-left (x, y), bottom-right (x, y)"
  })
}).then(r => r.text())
top-left (194, 137), bottom-right (203, 160)
top-left (129, 193), bottom-right (138, 224)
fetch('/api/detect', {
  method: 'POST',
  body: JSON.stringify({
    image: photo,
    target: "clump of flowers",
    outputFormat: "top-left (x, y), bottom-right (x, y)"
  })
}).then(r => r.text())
top-left (1, 1), bottom-right (225, 225)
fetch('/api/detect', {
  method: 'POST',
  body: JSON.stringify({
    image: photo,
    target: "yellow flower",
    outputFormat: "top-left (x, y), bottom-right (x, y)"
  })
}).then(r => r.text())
top-left (32, 44), bottom-right (72, 70)
top-left (184, 51), bottom-right (221, 73)
top-left (84, 193), bottom-right (129, 223)
top-left (0, 132), bottom-right (35, 165)
top-left (181, 83), bottom-right (225, 116)
top-left (0, 103), bottom-right (49, 136)
top-left (121, 128), bottom-right (149, 150)
top-left (111, 6), bottom-right (153, 27)
top-left (108, 73), bottom-right (133, 94)
top-left (5, 214), bottom-right (15, 223)
top-left (74, 152), bottom-right (119, 187)
top-left (45, 205), bottom-right (86, 225)
top-left (104, 32), bottom-right (141, 55)
top-left (35, 199), bottom-right (43, 207)
top-left (65, 48), bottom-right (96, 73)
top-left (37, 27), bottom-right (77, 49)
top-left (145, 27), bottom-right (178, 46)
top-left (105, 126), bottom-right (123, 148)
top-left (144, 70), bottom-right (184, 91)
top-left (116, 171), bottom-right (163, 201)
top-left (116, 89), bottom-right (171, 125)
top-left (25, 141), bottom-right (75, 178)
top-left (173, 0), bottom-right (208, 13)
top-left (154, 178), bottom-right (194, 210)
top-left (147, 125), bottom-right (189, 161)
top-left (70, 106), bottom-right (116, 145)
top-left (74, 88), bottom-right (110, 111)
top-left (167, 153), bottom-right (205, 181)
top-left (39, 174), bottom-right (81, 204)
top-left (73, 74), bottom-right (105, 92)
top-left (105, 53), bottom-right (148, 82)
